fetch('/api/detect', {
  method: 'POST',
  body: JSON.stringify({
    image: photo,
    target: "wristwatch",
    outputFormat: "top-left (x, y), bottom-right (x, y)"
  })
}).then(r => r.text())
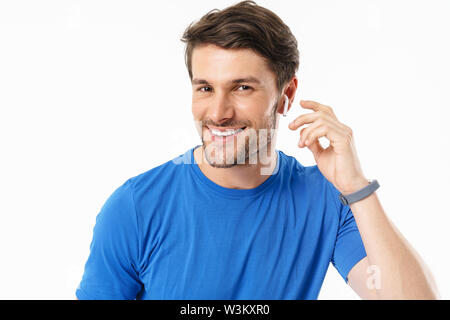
top-left (339, 179), bottom-right (380, 206)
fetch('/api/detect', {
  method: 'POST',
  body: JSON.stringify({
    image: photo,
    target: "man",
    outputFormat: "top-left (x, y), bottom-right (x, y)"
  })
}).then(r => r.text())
top-left (76, 1), bottom-right (439, 300)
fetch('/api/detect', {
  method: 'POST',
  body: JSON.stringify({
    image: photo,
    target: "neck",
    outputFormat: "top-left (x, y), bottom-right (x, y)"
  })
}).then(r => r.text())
top-left (193, 144), bottom-right (278, 190)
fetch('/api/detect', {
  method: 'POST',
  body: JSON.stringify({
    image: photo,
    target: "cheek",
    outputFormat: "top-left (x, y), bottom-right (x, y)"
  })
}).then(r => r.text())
top-left (242, 102), bottom-right (273, 124)
top-left (191, 102), bottom-right (204, 120)
top-left (191, 95), bottom-right (272, 122)
top-left (235, 97), bottom-right (262, 113)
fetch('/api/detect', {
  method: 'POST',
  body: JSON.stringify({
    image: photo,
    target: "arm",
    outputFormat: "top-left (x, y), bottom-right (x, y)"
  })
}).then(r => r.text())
top-left (346, 257), bottom-right (379, 299)
top-left (289, 100), bottom-right (439, 299)
top-left (76, 179), bottom-right (142, 300)
top-left (346, 185), bottom-right (439, 299)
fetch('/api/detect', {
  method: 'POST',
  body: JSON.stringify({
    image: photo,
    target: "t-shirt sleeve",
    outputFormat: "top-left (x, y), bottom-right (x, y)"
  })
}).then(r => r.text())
top-left (327, 181), bottom-right (367, 283)
top-left (76, 179), bottom-right (143, 299)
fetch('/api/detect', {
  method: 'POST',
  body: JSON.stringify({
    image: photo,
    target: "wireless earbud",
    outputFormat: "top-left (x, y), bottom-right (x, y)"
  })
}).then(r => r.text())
top-left (283, 94), bottom-right (289, 117)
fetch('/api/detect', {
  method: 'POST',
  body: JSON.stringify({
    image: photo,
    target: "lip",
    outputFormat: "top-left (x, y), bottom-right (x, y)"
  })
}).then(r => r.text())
top-left (205, 126), bottom-right (247, 142)
top-left (206, 125), bottom-right (246, 132)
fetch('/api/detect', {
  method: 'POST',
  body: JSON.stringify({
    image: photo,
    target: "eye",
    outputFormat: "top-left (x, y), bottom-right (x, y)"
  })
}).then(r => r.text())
top-left (237, 85), bottom-right (252, 91)
top-left (198, 86), bottom-right (212, 92)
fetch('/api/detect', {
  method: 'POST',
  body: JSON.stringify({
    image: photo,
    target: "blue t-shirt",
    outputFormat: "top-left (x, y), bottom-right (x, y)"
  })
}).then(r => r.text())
top-left (76, 145), bottom-right (367, 300)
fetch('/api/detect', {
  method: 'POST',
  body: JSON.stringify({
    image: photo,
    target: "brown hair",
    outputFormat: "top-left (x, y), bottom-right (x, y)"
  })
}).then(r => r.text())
top-left (180, 0), bottom-right (299, 94)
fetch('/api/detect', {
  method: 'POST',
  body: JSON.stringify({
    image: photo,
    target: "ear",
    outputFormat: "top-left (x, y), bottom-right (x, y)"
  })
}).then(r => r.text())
top-left (276, 76), bottom-right (298, 116)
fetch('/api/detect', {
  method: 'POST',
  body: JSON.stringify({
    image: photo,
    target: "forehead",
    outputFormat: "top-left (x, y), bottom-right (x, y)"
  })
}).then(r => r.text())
top-left (191, 43), bottom-right (276, 85)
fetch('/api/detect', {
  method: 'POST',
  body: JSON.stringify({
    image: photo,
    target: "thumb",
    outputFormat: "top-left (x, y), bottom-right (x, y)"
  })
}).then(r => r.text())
top-left (307, 138), bottom-right (324, 158)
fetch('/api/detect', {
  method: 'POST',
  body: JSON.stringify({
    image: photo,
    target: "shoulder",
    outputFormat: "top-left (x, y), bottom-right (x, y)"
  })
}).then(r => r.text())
top-left (100, 148), bottom-right (192, 213)
top-left (96, 149), bottom-right (192, 229)
top-left (278, 149), bottom-right (340, 208)
top-left (278, 149), bottom-right (326, 186)
top-left (128, 148), bottom-right (193, 199)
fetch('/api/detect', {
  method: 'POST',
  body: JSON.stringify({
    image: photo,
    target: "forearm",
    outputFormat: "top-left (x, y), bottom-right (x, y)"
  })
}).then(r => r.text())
top-left (348, 189), bottom-right (439, 299)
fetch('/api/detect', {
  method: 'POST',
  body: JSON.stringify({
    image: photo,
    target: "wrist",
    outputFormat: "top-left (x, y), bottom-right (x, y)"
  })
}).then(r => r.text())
top-left (340, 177), bottom-right (369, 195)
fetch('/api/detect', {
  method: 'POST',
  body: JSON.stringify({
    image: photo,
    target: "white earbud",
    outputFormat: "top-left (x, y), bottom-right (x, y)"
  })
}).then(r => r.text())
top-left (283, 94), bottom-right (289, 117)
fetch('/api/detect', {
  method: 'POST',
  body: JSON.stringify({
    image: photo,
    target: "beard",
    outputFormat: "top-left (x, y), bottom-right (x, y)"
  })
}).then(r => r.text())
top-left (199, 98), bottom-right (279, 169)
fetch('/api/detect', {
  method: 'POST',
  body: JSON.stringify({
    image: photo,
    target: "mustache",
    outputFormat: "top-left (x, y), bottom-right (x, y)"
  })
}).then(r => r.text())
top-left (202, 119), bottom-right (251, 128)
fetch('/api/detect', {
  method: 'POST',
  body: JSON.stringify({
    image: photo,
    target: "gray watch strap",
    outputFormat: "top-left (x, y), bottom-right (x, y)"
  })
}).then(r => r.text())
top-left (339, 179), bottom-right (379, 206)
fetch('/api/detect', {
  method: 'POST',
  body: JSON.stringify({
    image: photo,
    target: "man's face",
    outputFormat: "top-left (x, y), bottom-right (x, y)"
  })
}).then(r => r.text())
top-left (191, 43), bottom-right (281, 168)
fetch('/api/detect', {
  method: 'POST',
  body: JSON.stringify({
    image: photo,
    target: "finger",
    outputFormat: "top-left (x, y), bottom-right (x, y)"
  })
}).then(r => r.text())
top-left (300, 100), bottom-right (321, 111)
top-left (307, 137), bottom-right (324, 157)
top-left (298, 121), bottom-right (323, 147)
top-left (300, 100), bottom-right (337, 118)
top-left (297, 127), bottom-right (307, 147)
top-left (289, 111), bottom-right (319, 131)
top-left (300, 119), bottom-right (346, 147)
top-left (301, 125), bottom-right (328, 147)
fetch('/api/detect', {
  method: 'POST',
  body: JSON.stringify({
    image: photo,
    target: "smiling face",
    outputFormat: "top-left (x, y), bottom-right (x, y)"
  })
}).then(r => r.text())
top-left (191, 43), bottom-right (282, 168)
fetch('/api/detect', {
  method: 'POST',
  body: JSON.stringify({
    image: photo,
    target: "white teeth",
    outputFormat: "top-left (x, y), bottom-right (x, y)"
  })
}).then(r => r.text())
top-left (210, 127), bottom-right (244, 137)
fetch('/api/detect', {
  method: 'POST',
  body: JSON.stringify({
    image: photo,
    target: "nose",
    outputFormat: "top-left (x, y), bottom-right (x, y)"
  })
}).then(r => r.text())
top-left (208, 92), bottom-right (235, 124)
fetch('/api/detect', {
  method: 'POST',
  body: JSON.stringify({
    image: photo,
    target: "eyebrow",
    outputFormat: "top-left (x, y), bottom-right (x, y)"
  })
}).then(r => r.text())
top-left (191, 76), bottom-right (261, 86)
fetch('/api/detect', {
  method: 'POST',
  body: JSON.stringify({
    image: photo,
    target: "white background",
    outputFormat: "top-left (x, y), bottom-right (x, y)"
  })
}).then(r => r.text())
top-left (0, 0), bottom-right (449, 300)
